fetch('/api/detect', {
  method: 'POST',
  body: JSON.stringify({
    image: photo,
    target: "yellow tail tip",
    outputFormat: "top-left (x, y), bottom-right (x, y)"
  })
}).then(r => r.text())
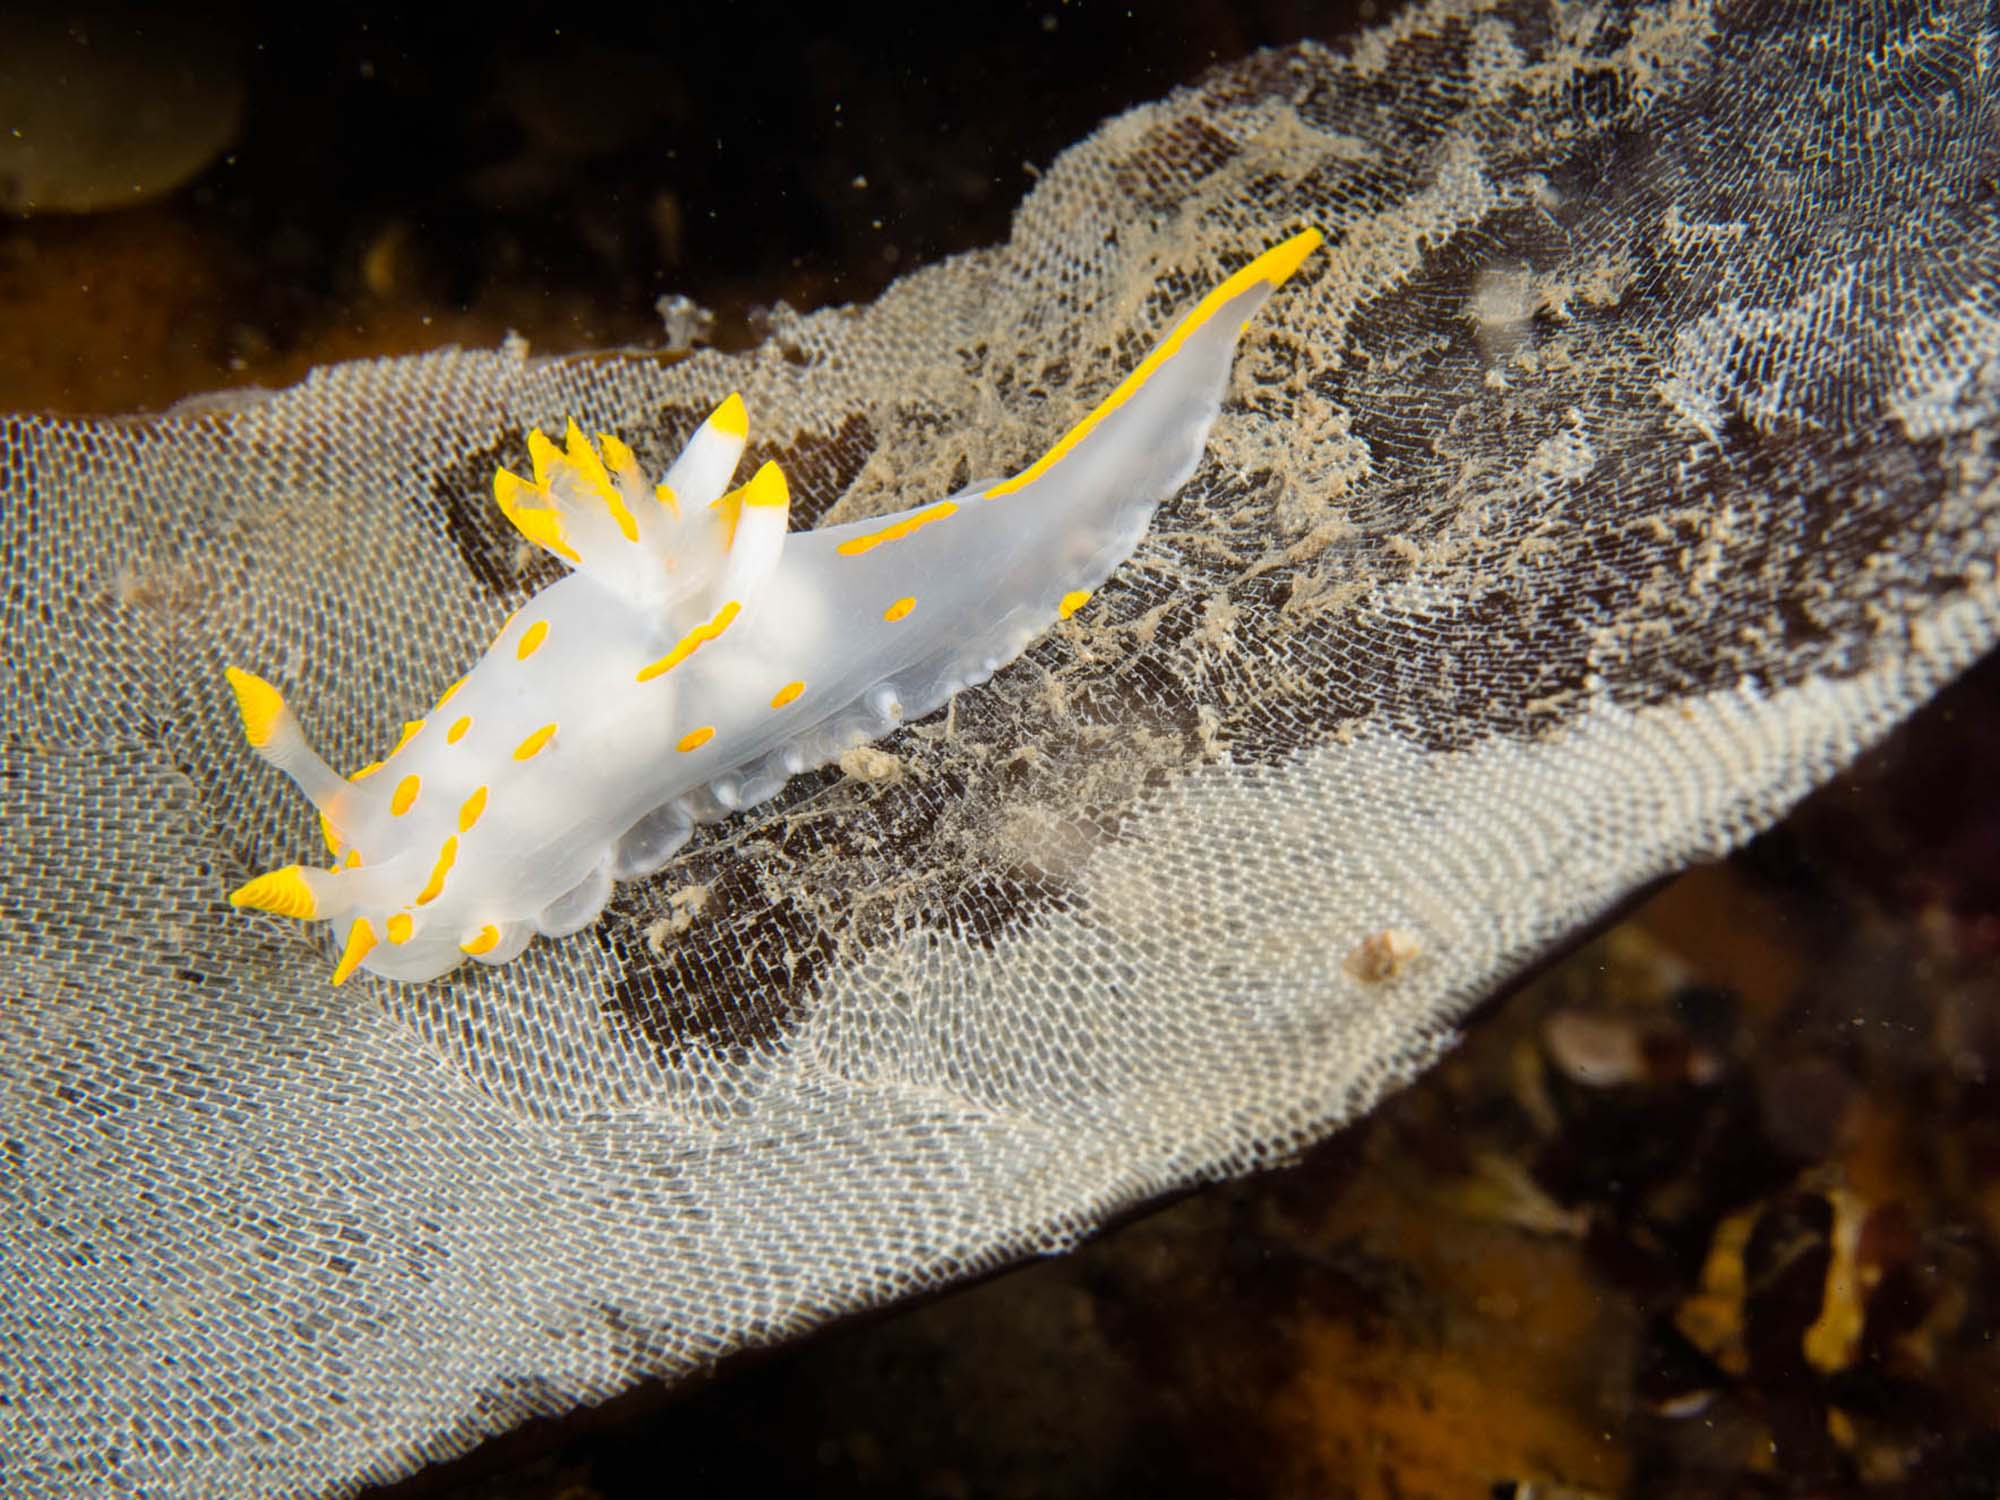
top-left (332, 917), bottom-right (377, 986)
top-left (744, 460), bottom-right (789, 510)
top-left (223, 666), bottom-right (285, 750)
top-left (709, 391), bottom-right (749, 439)
top-left (1251, 227), bottom-right (1323, 289)
top-left (229, 865), bottom-right (318, 920)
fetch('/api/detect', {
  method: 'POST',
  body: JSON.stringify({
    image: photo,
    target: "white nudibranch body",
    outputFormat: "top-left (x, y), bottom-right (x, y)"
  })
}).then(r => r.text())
top-left (224, 229), bottom-right (1321, 983)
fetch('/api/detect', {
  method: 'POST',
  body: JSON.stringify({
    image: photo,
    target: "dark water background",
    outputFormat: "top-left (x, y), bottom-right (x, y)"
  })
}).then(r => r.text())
top-left (4, 4), bottom-right (1996, 1496)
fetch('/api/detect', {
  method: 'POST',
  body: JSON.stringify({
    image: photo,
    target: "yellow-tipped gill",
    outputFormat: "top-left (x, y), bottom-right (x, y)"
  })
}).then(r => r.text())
top-left (223, 667), bottom-right (285, 750)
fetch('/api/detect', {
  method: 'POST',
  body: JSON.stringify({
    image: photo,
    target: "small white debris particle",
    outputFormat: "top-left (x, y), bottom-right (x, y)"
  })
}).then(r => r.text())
top-left (1343, 928), bottom-right (1421, 982)
top-left (839, 745), bottom-right (904, 784)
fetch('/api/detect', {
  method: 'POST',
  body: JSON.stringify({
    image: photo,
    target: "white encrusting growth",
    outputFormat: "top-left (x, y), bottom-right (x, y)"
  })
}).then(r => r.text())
top-left (224, 229), bottom-right (1322, 982)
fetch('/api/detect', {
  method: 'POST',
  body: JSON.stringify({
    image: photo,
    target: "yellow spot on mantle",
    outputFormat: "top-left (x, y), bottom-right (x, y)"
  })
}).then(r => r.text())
top-left (391, 774), bottom-right (421, 816)
top-left (393, 719), bottom-right (424, 755)
top-left (677, 725), bottom-right (716, 752)
top-left (517, 620), bottom-right (549, 660)
top-left (983, 228), bottom-right (1323, 499)
top-left (447, 715), bottom-right (472, 744)
top-left (458, 785), bottom-right (488, 832)
top-left (350, 761), bottom-right (385, 782)
top-left (435, 676), bottom-right (466, 708)
top-left (223, 667), bottom-right (284, 749)
top-left (229, 866), bottom-right (317, 919)
top-left (1059, 589), bottom-right (1092, 619)
top-left (332, 918), bottom-right (376, 986)
top-left (514, 724), bottom-right (556, 761)
top-left (836, 500), bottom-right (958, 557)
top-left (415, 836), bottom-right (459, 906)
top-left (386, 913), bottom-right (414, 945)
top-left (637, 600), bottom-right (740, 683)
top-left (883, 596), bottom-right (916, 622)
top-left (461, 924), bottom-right (502, 956)
top-left (770, 680), bottom-right (806, 709)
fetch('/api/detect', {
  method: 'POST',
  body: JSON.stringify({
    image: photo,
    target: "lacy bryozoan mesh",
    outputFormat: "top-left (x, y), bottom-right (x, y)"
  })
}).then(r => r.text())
top-left (3, 1), bottom-right (1995, 1494)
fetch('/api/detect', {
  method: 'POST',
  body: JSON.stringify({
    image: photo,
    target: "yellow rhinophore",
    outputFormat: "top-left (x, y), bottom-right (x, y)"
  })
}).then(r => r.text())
top-left (223, 667), bottom-right (285, 749)
top-left (230, 866), bottom-right (318, 920)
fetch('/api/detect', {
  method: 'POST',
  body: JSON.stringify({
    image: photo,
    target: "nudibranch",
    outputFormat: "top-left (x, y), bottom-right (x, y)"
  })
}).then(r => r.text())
top-left (224, 228), bottom-right (1321, 983)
